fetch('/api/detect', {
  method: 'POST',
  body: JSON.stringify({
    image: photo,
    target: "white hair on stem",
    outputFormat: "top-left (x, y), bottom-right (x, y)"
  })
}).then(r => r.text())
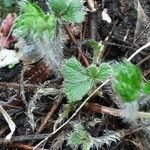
top-left (121, 101), bottom-right (139, 122)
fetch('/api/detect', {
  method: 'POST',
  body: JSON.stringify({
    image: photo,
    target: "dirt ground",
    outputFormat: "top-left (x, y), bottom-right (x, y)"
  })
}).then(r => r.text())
top-left (0, 0), bottom-right (150, 150)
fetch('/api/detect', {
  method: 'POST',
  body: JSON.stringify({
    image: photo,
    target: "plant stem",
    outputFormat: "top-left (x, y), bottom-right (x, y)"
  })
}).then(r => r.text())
top-left (86, 103), bottom-right (150, 119)
top-left (127, 42), bottom-right (150, 61)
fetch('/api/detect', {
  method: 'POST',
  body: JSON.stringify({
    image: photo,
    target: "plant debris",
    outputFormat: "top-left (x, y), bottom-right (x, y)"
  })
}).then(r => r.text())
top-left (0, 0), bottom-right (150, 150)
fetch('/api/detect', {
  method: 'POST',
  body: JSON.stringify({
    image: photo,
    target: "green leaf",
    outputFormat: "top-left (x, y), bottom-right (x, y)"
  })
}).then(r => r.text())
top-left (62, 58), bottom-right (94, 102)
top-left (14, 0), bottom-right (56, 38)
top-left (86, 65), bottom-right (98, 79)
top-left (48, 0), bottom-right (86, 23)
top-left (62, 58), bottom-right (112, 102)
top-left (88, 40), bottom-right (104, 63)
top-left (143, 81), bottom-right (150, 95)
top-left (48, 0), bottom-right (68, 15)
top-left (96, 63), bottom-right (112, 80)
top-left (67, 123), bottom-right (91, 150)
top-left (86, 63), bottom-right (112, 80)
top-left (113, 61), bottom-right (142, 102)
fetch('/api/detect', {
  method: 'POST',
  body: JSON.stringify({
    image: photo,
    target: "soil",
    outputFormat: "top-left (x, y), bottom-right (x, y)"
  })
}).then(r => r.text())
top-left (0, 0), bottom-right (150, 150)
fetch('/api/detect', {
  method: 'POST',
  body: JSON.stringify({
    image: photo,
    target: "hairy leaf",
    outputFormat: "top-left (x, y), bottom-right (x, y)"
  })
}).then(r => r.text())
top-left (143, 81), bottom-right (150, 95)
top-left (91, 131), bottom-right (120, 149)
top-left (14, 0), bottom-right (56, 38)
top-left (67, 123), bottom-right (91, 150)
top-left (48, 0), bottom-right (86, 23)
top-left (62, 58), bottom-right (112, 102)
top-left (63, 58), bottom-right (94, 102)
top-left (86, 63), bottom-right (112, 80)
top-left (96, 63), bottom-right (112, 80)
top-left (113, 61), bottom-right (142, 102)
top-left (67, 123), bottom-right (121, 150)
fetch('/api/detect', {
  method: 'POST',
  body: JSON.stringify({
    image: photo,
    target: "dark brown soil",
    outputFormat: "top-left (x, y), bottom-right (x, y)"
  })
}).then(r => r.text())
top-left (0, 0), bottom-right (150, 150)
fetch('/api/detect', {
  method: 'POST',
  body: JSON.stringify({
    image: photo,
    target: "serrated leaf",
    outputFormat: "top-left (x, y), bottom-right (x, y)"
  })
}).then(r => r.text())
top-left (67, 123), bottom-right (91, 150)
top-left (63, 81), bottom-right (93, 103)
top-left (62, 58), bottom-right (94, 102)
top-left (113, 61), bottom-right (142, 102)
top-left (14, 0), bottom-right (56, 38)
top-left (48, 0), bottom-right (68, 14)
top-left (143, 81), bottom-right (150, 95)
top-left (86, 65), bottom-right (98, 79)
top-left (62, 58), bottom-right (112, 102)
top-left (86, 63), bottom-right (112, 81)
top-left (96, 63), bottom-right (112, 80)
top-left (48, 0), bottom-right (86, 23)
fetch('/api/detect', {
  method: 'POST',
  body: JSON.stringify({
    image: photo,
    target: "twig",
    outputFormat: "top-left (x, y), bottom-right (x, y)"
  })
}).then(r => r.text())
top-left (0, 81), bottom-right (38, 90)
top-left (37, 96), bottom-right (62, 133)
top-left (133, 24), bottom-right (150, 43)
top-left (0, 105), bottom-right (16, 141)
top-left (127, 42), bottom-right (150, 61)
top-left (33, 79), bottom-right (110, 150)
top-left (20, 67), bottom-right (27, 106)
top-left (64, 25), bottom-right (89, 66)
top-left (88, 13), bottom-right (97, 39)
top-left (9, 143), bottom-right (47, 150)
top-left (137, 54), bottom-right (150, 66)
top-left (86, 103), bottom-right (150, 119)
top-left (87, 0), bottom-right (96, 12)
top-left (0, 133), bottom-right (49, 144)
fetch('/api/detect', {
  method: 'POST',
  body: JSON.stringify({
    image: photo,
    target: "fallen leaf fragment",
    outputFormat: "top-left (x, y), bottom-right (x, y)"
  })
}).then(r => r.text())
top-left (0, 35), bottom-right (16, 48)
top-left (0, 13), bottom-right (17, 48)
top-left (0, 105), bottom-right (16, 142)
top-left (102, 9), bottom-right (112, 24)
top-left (0, 48), bottom-right (20, 68)
top-left (0, 13), bottom-right (16, 36)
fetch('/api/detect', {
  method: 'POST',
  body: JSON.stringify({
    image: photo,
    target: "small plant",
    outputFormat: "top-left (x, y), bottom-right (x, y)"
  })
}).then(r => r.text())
top-left (67, 123), bottom-right (121, 150)
top-left (62, 57), bottom-right (112, 103)
top-left (14, 0), bottom-right (56, 38)
top-left (113, 61), bottom-right (150, 121)
top-left (13, 0), bottom-right (86, 73)
top-left (48, 0), bottom-right (86, 23)
top-left (62, 57), bottom-right (150, 122)
top-left (14, 0), bottom-right (86, 37)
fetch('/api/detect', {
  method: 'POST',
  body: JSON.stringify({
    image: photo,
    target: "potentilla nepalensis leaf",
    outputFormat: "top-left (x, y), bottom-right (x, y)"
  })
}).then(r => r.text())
top-left (113, 61), bottom-right (142, 102)
top-left (48, 0), bottom-right (86, 23)
top-left (96, 63), bottom-right (112, 80)
top-left (62, 58), bottom-right (112, 102)
top-left (143, 81), bottom-right (150, 95)
top-left (86, 63), bottom-right (112, 81)
top-left (67, 123), bottom-right (91, 150)
top-left (63, 58), bottom-right (94, 102)
top-left (14, 0), bottom-right (56, 38)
